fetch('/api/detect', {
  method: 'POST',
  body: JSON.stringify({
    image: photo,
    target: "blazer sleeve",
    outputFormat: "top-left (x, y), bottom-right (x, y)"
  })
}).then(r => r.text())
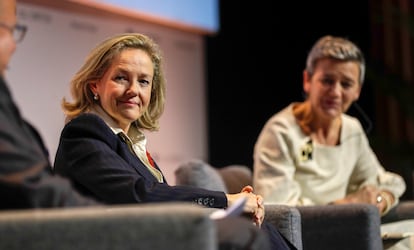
top-left (53, 114), bottom-right (227, 208)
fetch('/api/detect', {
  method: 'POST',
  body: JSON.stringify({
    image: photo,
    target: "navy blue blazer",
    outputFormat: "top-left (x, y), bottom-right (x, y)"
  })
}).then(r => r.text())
top-left (53, 113), bottom-right (227, 208)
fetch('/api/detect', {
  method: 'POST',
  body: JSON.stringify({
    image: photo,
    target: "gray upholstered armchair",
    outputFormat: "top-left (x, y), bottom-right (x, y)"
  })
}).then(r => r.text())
top-left (175, 160), bottom-right (413, 250)
top-left (0, 202), bottom-right (218, 250)
top-left (175, 160), bottom-right (303, 250)
top-left (297, 203), bottom-right (382, 250)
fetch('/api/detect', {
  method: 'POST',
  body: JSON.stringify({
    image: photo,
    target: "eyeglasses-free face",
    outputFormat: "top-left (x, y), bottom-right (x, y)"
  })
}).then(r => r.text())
top-left (0, 23), bottom-right (27, 43)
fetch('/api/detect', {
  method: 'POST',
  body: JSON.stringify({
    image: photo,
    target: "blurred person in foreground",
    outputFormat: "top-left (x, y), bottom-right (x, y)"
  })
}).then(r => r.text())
top-left (0, 0), bottom-right (99, 209)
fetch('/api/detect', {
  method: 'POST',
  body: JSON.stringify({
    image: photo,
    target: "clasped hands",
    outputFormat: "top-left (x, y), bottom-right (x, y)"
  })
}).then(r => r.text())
top-left (226, 185), bottom-right (264, 228)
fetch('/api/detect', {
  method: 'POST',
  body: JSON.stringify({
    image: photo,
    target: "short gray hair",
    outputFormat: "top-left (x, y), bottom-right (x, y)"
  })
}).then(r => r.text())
top-left (305, 35), bottom-right (366, 85)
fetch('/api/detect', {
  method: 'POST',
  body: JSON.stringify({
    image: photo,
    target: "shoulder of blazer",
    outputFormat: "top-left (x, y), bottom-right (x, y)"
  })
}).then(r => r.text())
top-left (61, 113), bottom-right (118, 144)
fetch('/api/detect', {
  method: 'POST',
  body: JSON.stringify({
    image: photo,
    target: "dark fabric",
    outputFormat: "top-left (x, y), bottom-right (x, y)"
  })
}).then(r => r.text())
top-left (265, 205), bottom-right (302, 250)
top-left (216, 217), bottom-right (271, 250)
top-left (298, 204), bottom-right (382, 250)
top-left (382, 200), bottom-right (414, 224)
top-left (53, 113), bottom-right (227, 207)
top-left (0, 76), bottom-right (99, 209)
top-left (262, 221), bottom-right (297, 250)
top-left (216, 218), bottom-right (296, 250)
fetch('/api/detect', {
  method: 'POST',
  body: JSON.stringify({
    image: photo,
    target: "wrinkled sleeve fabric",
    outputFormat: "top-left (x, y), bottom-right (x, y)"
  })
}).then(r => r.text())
top-left (346, 119), bottom-right (406, 207)
top-left (253, 105), bottom-right (308, 205)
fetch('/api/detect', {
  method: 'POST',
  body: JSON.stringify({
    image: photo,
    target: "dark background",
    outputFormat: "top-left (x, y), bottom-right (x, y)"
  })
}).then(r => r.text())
top-left (206, 0), bottom-right (374, 168)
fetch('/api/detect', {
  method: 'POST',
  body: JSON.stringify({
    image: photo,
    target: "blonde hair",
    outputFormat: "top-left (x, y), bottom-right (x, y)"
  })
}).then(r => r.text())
top-left (62, 33), bottom-right (166, 131)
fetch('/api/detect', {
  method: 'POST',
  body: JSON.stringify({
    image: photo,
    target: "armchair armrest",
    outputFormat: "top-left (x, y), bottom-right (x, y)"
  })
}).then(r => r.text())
top-left (297, 204), bottom-right (382, 250)
top-left (265, 204), bottom-right (303, 250)
top-left (382, 200), bottom-right (414, 223)
top-left (0, 202), bottom-right (216, 250)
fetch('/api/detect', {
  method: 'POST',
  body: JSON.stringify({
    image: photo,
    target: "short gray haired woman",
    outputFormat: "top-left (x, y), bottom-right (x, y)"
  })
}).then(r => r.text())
top-left (253, 35), bottom-right (413, 250)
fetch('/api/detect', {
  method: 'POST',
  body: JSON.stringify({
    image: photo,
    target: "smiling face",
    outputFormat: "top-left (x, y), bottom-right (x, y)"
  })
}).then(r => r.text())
top-left (89, 48), bottom-right (154, 132)
top-left (303, 58), bottom-right (362, 121)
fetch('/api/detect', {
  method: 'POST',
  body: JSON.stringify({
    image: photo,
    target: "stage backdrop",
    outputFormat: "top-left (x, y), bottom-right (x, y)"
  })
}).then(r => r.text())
top-left (8, 2), bottom-right (208, 184)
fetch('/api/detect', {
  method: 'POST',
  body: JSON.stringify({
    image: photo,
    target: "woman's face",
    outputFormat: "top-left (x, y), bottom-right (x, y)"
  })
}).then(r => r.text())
top-left (303, 58), bottom-right (361, 121)
top-left (90, 48), bottom-right (154, 132)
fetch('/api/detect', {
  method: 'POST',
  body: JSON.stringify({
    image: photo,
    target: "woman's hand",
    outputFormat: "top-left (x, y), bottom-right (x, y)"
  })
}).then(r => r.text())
top-left (253, 194), bottom-right (265, 227)
top-left (226, 185), bottom-right (265, 227)
top-left (332, 185), bottom-right (394, 215)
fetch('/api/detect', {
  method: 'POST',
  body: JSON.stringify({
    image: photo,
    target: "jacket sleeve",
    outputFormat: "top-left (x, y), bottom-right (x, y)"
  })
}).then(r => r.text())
top-left (252, 114), bottom-right (308, 206)
top-left (350, 120), bottom-right (406, 206)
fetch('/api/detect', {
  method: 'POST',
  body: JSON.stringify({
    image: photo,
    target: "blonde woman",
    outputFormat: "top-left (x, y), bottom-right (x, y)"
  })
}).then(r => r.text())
top-left (53, 33), bottom-right (294, 250)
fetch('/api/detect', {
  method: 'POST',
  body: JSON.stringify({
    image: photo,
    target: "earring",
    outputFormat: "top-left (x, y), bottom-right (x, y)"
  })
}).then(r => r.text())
top-left (93, 93), bottom-right (99, 101)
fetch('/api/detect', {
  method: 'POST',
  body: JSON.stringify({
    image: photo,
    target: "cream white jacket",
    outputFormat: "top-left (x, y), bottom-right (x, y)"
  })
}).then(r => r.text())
top-left (253, 103), bottom-right (406, 207)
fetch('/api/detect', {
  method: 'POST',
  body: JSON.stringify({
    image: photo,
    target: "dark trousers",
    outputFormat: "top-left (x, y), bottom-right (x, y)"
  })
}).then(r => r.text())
top-left (215, 218), bottom-right (294, 250)
top-left (262, 220), bottom-right (297, 250)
